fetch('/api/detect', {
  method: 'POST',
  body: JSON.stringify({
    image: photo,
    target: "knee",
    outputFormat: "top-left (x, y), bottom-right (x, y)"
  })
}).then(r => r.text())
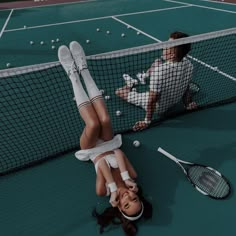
top-left (99, 115), bottom-right (111, 128)
top-left (87, 118), bottom-right (101, 133)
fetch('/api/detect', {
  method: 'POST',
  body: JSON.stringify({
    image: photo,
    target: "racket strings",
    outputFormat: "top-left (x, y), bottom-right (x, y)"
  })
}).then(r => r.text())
top-left (188, 166), bottom-right (230, 198)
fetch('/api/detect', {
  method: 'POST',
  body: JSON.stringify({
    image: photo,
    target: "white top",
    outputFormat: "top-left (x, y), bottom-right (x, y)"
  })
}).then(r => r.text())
top-left (150, 57), bottom-right (193, 114)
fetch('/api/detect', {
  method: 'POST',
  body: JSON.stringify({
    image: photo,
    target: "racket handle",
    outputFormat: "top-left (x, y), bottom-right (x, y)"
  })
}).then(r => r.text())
top-left (157, 147), bottom-right (178, 162)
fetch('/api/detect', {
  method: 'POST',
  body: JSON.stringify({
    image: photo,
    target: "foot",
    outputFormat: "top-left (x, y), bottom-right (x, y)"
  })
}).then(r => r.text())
top-left (136, 71), bottom-right (147, 84)
top-left (189, 82), bottom-right (200, 95)
top-left (69, 41), bottom-right (88, 73)
top-left (58, 45), bottom-right (77, 76)
top-left (123, 74), bottom-right (138, 87)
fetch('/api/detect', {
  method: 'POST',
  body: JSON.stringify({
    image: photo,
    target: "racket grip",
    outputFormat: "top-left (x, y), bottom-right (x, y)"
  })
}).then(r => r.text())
top-left (157, 147), bottom-right (178, 162)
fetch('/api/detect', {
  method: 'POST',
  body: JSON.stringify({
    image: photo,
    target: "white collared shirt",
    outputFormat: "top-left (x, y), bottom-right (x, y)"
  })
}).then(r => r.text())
top-left (150, 57), bottom-right (193, 114)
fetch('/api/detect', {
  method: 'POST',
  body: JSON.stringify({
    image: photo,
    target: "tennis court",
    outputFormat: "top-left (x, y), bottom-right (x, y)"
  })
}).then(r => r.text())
top-left (0, 0), bottom-right (236, 235)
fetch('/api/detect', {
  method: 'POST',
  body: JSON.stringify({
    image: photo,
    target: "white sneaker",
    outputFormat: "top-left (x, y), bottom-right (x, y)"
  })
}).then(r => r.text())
top-left (136, 71), bottom-right (147, 84)
top-left (69, 41), bottom-right (87, 73)
top-left (123, 74), bottom-right (138, 87)
top-left (58, 45), bottom-right (77, 76)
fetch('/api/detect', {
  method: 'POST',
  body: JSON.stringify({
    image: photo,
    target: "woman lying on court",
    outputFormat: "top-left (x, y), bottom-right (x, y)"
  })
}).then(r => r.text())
top-left (58, 41), bottom-right (152, 236)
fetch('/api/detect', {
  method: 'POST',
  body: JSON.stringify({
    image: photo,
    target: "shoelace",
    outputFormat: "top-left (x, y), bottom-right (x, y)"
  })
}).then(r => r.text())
top-left (67, 61), bottom-right (77, 76)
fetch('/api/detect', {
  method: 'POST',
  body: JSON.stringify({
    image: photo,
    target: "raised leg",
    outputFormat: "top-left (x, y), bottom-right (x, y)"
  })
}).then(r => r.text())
top-left (58, 45), bottom-right (100, 149)
top-left (70, 41), bottom-right (113, 141)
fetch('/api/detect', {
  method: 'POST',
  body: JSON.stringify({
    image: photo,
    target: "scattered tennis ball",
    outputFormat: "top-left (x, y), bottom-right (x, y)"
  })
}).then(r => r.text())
top-left (133, 140), bottom-right (140, 147)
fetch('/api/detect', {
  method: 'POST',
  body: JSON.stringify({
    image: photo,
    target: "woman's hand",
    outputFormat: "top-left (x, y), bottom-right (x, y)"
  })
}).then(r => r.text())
top-left (109, 191), bottom-right (119, 207)
top-left (186, 102), bottom-right (198, 111)
top-left (125, 179), bottom-right (138, 193)
top-left (133, 120), bottom-right (149, 131)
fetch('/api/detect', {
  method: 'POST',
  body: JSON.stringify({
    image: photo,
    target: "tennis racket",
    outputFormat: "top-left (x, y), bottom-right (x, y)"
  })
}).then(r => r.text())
top-left (189, 82), bottom-right (200, 95)
top-left (157, 147), bottom-right (231, 199)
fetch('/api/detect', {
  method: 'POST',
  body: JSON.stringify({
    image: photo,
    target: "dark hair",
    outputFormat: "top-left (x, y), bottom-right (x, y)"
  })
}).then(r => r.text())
top-left (170, 31), bottom-right (191, 61)
top-left (92, 188), bottom-right (153, 236)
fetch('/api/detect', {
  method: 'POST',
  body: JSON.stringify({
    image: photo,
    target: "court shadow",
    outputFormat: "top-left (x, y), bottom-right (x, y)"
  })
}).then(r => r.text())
top-left (195, 142), bottom-right (236, 166)
top-left (161, 106), bottom-right (236, 131)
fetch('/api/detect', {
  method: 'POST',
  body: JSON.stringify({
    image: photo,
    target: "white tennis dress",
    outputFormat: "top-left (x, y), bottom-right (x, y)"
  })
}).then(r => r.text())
top-left (75, 134), bottom-right (122, 172)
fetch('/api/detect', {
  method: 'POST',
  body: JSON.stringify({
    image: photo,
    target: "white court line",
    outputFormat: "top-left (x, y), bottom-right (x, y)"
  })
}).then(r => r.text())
top-left (0, 0), bottom-right (97, 11)
top-left (0, 9), bottom-right (13, 39)
top-left (4, 5), bottom-right (192, 33)
top-left (112, 17), bottom-right (162, 42)
top-left (164, 0), bottom-right (236, 13)
top-left (188, 56), bottom-right (236, 81)
top-left (112, 17), bottom-right (236, 82)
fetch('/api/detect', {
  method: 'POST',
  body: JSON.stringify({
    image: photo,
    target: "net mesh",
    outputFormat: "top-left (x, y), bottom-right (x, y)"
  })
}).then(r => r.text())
top-left (188, 166), bottom-right (230, 198)
top-left (0, 28), bottom-right (236, 175)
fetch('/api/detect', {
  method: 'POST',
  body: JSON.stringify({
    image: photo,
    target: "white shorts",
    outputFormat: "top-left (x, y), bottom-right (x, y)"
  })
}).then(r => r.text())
top-left (127, 91), bottom-right (149, 110)
top-left (94, 153), bottom-right (119, 173)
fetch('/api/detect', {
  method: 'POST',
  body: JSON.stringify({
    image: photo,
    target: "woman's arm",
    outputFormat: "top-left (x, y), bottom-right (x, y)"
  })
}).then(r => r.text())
top-left (182, 87), bottom-right (198, 110)
top-left (114, 149), bottom-right (137, 179)
top-left (95, 158), bottom-right (119, 207)
top-left (96, 167), bottom-right (107, 196)
top-left (114, 149), bottom-right (138, 192)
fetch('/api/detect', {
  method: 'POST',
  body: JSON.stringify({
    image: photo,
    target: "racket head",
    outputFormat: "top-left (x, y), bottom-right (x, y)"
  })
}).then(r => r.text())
top-left (187, 164), bottom-right (231, 199)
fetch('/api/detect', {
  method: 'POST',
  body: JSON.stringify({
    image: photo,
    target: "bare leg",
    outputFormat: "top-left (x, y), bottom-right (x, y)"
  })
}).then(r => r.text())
top-left (92, 99), bottom-right (113, 141)
top-left (79, 104), bottom-right (101, 149)
top-left (58, 45), bottom-right (102, 149)
top-left (69, 41), bottom-right (113, 141)
top-left (81, 69), bottom-right (113, 141)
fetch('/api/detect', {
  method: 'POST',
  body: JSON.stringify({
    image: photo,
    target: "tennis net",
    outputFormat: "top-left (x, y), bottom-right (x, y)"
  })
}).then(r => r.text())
top-left (0, 27), bottom-right (235, 175)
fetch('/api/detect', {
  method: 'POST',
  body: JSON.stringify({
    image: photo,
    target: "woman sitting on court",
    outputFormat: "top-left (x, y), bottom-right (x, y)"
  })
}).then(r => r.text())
top-left (58, 41), bottom-right (152, 236)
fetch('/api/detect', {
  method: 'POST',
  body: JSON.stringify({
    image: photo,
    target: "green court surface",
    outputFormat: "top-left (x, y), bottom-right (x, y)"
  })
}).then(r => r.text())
top-left (0, 0), bottom-right (236, 236)
top-left (0, 104), bottom-right (236, 236)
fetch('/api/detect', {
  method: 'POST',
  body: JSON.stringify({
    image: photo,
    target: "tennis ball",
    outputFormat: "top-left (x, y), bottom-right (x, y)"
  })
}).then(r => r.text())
top-left (133, 140), bottom-right (140, 147)
top-left (116, 110), bottom-right (122, 116)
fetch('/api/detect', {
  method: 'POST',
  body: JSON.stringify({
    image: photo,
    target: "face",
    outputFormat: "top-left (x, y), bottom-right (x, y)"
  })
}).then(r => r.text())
top-left (118, 187), bottom-right (142, 216)
top-left (162, 37), bottom-right (176, 61)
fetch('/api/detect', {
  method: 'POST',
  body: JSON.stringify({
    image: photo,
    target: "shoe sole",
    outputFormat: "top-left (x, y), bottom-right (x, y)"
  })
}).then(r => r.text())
top-left (58, 45), bottom-right (74, 74)
top-left (69, 41), bottom-right (87, 71)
